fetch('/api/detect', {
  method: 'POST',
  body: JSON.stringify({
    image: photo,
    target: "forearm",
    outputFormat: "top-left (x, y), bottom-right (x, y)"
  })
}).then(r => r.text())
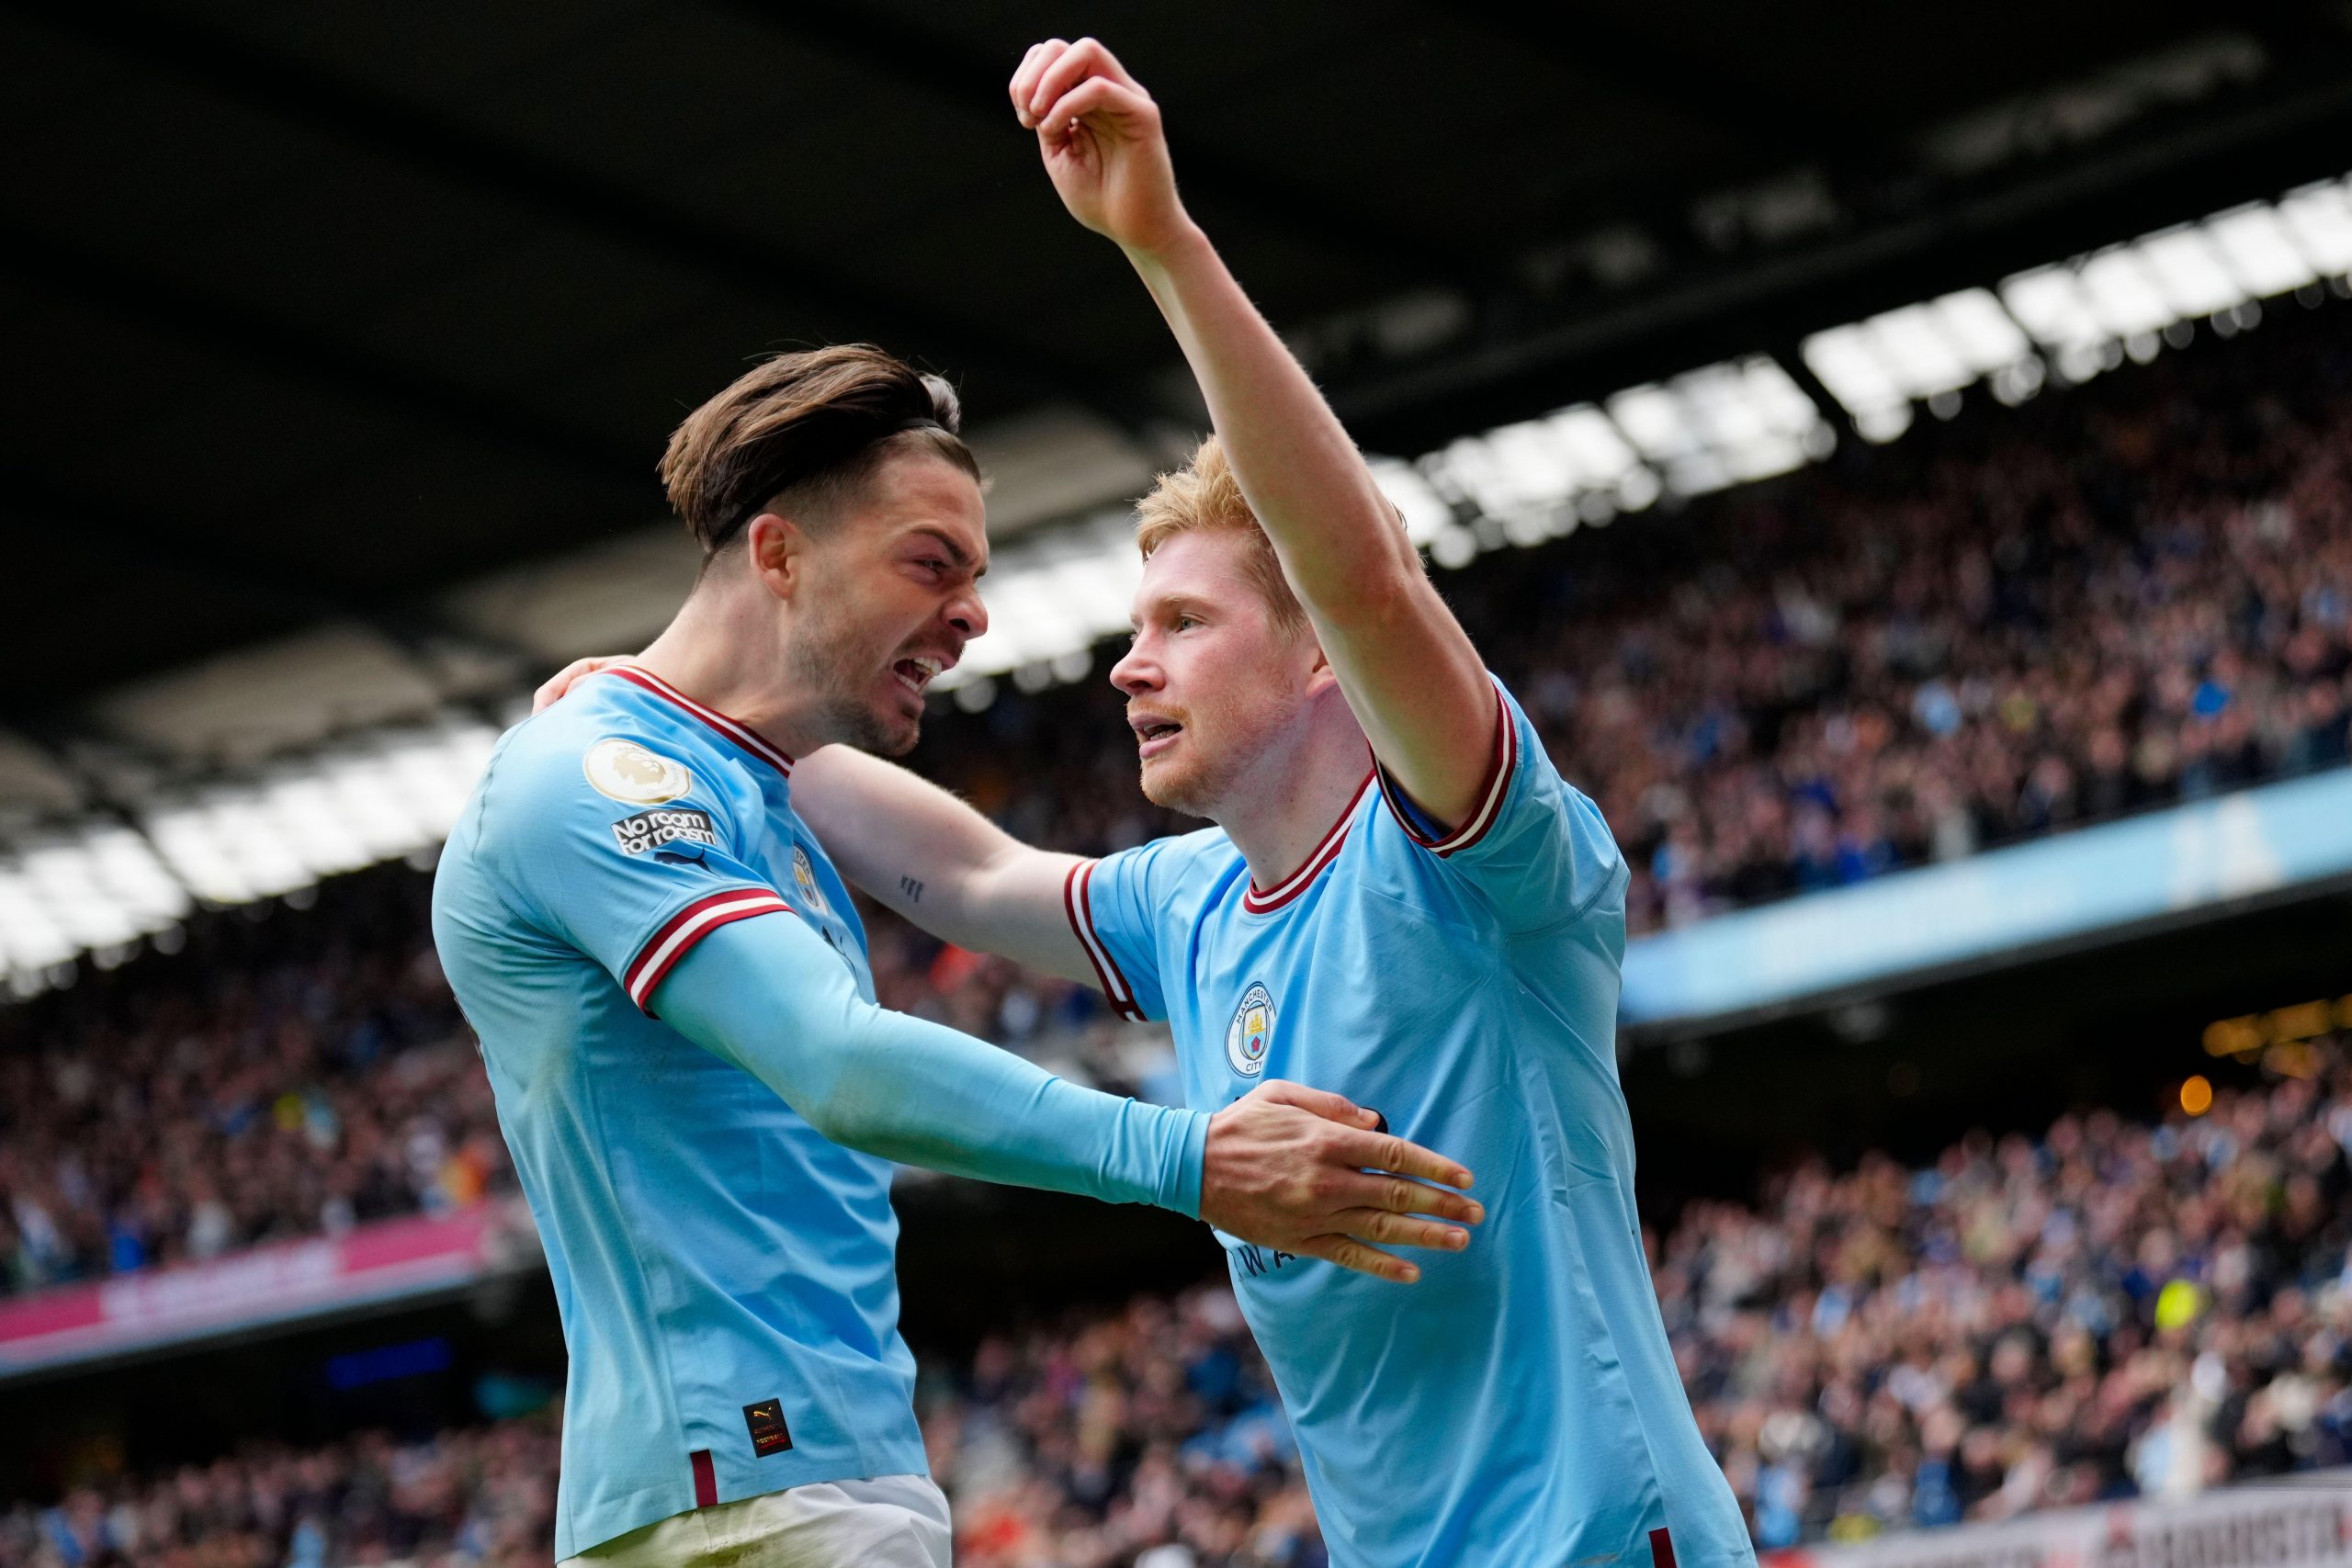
top-left (1125, 225), bottom-right (1496, 820)
top-left (660, 915), bottom-right (1207, 1213)
top-left (1125, 225), bottom-right (1419, 602)
top-left (792, 745), bottom-right (1086, 974)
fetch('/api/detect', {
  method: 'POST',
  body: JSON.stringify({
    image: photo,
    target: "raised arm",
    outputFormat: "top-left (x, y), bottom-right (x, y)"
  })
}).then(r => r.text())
top-left (1012, 39), bottom-right (1500, 830)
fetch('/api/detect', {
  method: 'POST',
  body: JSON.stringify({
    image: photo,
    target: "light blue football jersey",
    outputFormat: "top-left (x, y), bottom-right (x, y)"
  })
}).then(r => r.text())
top-left (431, 666), bottom-right (924, 1559)
top-left (1072, 679), bottom-right (1757, 1568)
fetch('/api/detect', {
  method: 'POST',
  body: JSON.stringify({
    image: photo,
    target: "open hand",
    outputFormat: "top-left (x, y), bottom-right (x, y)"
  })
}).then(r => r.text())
top-left (1199, 1079), bottom-right (1482, 1284)
top-left (1010, 38), bottom-right (1192, 257)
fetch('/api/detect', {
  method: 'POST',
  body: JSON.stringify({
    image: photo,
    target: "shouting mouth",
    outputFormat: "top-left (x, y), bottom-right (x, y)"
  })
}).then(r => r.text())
top-left (891, 654), bottom-right (949, 702)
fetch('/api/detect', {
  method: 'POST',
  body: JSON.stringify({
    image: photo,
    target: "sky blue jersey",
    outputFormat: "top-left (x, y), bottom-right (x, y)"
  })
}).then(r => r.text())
top-left (1069, 678), bottom-right (1756, 1568)
top-left (433, 665), bottom-right (1209, 1558)
top-left (431, 666), bottom-right (919, 1558)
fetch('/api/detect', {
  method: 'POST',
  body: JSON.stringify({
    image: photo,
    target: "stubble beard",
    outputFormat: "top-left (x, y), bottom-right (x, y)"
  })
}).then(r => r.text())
top-left (1137, 715), bottom-right (1249, 821)
top-left (786, 617), bottom-right (920, 758)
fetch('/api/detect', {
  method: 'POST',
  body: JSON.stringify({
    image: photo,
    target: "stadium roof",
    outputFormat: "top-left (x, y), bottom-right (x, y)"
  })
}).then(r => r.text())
top-left (9, 0), bottom-right (2352, 742)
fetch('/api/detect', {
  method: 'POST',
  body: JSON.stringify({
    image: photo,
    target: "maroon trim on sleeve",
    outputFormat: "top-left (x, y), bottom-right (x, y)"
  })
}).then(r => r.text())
top-left (1649, 1527), bottom-right (1678, 1568)
top-left (623, 888), bottom-right (793, 1014)
top-left (1063, 861), bottom-right (1146, 1021)
top-left (1373, 677), bottom-right (1516, 859)
top-left (689, 1448), bottom-right (718, 1509)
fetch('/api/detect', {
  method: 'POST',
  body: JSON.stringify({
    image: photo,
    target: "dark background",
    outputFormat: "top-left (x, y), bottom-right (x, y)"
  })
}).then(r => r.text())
top-left (9, 0), bottom-right (2352, 708)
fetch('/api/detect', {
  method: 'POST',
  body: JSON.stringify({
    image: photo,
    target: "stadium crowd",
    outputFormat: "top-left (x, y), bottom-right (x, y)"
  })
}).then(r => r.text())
top-left (0, 300), bottom-right (2344, 1326)
top-left (0, 871), bottom-right (511, 1300)
top-left (0, 1416), bottom-right (562, 1568)
top-left (903, 302), bottom-right (2352, 934)
top-left (8, 1043), bottom-right (2350, 1564)
top-left (6, 280), bottom-right (2352, 1562)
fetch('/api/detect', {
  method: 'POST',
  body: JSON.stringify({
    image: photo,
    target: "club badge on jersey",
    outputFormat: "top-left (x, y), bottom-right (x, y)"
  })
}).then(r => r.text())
top-left (790, 846), bottom-right (831, 917)
top-left (1225, 982), bottom-right (1275, 1078)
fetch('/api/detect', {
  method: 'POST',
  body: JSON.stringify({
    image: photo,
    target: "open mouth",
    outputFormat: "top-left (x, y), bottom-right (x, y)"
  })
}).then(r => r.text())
top-left (891, 655), bottom-right (946, 700)
top-left (1134, 718), bottom-right (1183, 757)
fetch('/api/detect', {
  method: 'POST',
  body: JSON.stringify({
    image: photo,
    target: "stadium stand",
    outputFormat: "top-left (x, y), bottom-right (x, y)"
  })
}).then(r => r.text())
top-left (4, 304), bottom-right (2348, 1299)
top-left (14, 10), bottom-right (2352, 1565)
top-left (0, 870), bottom-right (506, 1299)
top-left (0, 1416), bottom-right (561, 1568)
top-left (896, 298), bottom-right (2352, 936)
top-left (6, 1046), bottom-right (2347, 1564)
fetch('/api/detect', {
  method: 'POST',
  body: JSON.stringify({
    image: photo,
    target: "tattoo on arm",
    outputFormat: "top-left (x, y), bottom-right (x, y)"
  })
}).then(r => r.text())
top-left (899, 874), bottom-right (924, 904)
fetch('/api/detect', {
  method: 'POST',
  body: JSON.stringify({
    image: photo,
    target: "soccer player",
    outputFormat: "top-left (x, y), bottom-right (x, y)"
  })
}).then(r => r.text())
top-left (435, 344), bottom-right (1485, 1567)
top-left (821, 45), bottom-right (1750, 1568)
top-left (981, 43), bottom-right (1757, 1564)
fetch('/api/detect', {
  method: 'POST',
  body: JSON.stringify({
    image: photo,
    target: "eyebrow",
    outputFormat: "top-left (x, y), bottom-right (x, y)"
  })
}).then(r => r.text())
top-left (1128, 592), bottom-right (1210, 631)
top-left (913, 527), bottom-right (986, 578)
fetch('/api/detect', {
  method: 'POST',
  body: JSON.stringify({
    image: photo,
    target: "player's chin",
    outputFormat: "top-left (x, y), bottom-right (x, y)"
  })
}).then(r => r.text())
top-left (1136, 753), bottom-right (1203, 814)
top-left (856, 688), bottom-right (925, 757)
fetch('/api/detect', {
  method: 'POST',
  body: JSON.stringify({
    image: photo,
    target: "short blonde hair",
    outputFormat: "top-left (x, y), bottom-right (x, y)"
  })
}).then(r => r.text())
top-left (1134, 435), bottom-right (1309, 637)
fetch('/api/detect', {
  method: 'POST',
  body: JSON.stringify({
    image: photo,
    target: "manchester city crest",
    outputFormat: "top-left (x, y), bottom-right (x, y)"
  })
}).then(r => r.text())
top-left (1225, 982), bottom-right (1275, 1078)
top-left (791, 845), bottom-right (831, 916)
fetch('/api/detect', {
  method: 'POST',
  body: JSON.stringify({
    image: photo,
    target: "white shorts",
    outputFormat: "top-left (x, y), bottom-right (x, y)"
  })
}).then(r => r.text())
top-left (560, 1473), bottom-right (952, 1568)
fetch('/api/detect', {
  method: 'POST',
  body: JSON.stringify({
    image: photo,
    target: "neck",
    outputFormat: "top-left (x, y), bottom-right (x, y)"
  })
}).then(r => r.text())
top-left (1215, 695), bottom-right (1374, 893)
top-left (629, 582), bottom-right (829, 759)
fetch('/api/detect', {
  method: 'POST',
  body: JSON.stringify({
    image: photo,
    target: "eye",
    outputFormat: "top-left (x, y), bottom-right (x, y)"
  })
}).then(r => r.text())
top-left (1174, 614), bottom-right (1202, 632)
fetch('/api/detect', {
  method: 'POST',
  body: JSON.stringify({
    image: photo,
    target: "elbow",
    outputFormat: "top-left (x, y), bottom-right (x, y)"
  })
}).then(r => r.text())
top-left (765, 997), bottom-right (880, 1149)
top-left (799, 1093), bottom-right (863, 1150)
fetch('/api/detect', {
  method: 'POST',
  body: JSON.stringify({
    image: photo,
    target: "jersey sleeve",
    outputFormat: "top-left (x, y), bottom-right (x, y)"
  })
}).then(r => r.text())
top-left (1374, 674), bottom-right (1626, 932)
top-left (656, 915), bottom-right (1209, 1216)
top-left (479, 729), bottom-right (794, 1014)
top-left (1062, 840), bottom-right (1175, 1023)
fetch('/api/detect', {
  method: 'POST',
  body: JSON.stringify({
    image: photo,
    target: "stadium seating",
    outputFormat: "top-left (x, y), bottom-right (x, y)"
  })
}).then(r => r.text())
top-left (0, 871), bottom-right (507, 1300)
top-left (899, 302), bottom-right (2352, 937)
top-left (7, 1051), bottom-right (2347, 1562)
top-left (4, 294), bottom-right (2350, 1562)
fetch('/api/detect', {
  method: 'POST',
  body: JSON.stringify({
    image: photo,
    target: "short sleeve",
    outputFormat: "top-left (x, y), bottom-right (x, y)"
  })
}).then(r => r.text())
top-left (481, 730), bottom-right (795, 1013)
top-left (1374, 675), bottom-right (1626, 931)
top-left (1062, 843), bottom-right (1172, 1023)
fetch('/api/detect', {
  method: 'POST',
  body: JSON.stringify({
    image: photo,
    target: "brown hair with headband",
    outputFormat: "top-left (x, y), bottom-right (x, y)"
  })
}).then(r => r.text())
top-left (661, 345), bottom-right (980, 555)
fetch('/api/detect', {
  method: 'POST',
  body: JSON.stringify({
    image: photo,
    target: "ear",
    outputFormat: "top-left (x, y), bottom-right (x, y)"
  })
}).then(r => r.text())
top-left (743, 512), bottom-right (812, 601)
top-left (1299, 631), bottom-right (1342, 698)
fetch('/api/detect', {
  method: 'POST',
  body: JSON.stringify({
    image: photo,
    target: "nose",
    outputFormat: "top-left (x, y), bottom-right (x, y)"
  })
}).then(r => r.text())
top-left (1110, 637), bottom-right (1157, 697)
top-left (946, 583), bottom-right (989, 641)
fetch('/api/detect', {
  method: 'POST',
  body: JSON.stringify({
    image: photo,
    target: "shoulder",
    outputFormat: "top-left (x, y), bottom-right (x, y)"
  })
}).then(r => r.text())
top-left (1110, 823), bottom-right (1238, 897)
top-left (487, 689), bottom-right (729, 815)
top-left (469, 693), bottom-right (763, 897)
top-left (1086, 825), bottom-right (1238, 947)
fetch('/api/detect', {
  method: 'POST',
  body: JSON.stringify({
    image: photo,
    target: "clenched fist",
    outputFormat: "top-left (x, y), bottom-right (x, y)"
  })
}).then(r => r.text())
top-left (1011, 38), bottom-right (1193, 258)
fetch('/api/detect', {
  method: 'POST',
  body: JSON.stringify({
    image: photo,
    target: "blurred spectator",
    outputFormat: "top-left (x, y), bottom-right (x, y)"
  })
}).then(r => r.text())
top-left (1661, 1043), bottom-right (2352, 1544)
top-left (6, 1040), bottom-right (2351, 1562)
top-left (0, 872), bottom-right (511, 1299)
top-left (0, 1416), bottom-right (560, 1568)
top-left (902, 300), bottom-right (2352, 936)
